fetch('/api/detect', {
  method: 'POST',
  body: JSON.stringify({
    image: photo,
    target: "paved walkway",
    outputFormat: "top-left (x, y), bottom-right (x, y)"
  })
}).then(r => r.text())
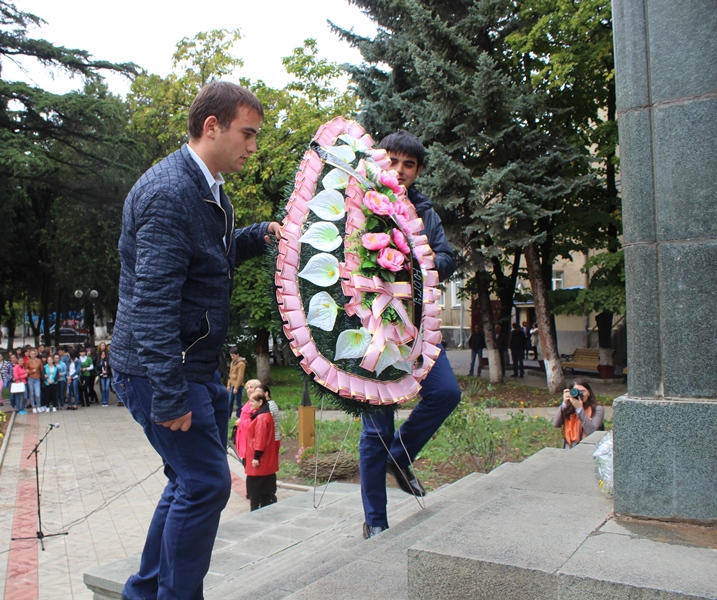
top-left (0, 349), bottom-right (624, 599)
top-left (0, 404), bottom-right (297, 599)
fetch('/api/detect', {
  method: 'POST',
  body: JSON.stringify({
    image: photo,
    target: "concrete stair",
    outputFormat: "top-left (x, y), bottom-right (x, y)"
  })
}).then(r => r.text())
top-left (85, 434), bottom-right (717, 599)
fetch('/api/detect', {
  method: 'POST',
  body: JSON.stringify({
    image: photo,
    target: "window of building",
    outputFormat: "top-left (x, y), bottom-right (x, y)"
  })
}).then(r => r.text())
top-left (552, 270), bottom-right (564, 290)
top-left (450, 281), bottom-right (462, 308)
top-left (437, 284), bottom-right (446, 306)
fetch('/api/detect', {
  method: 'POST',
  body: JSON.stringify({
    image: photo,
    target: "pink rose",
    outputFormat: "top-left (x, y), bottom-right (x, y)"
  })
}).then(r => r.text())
top-left (377, 247), bottom-right (406, 272)
top-left (363, 190), bottom-right (394, 216)
top-left (378, 170), bottom-right (401, 194)
top-left (391, 228), bottom-right (411, 255)
top-left (362, 232), bottom-right (391, 251)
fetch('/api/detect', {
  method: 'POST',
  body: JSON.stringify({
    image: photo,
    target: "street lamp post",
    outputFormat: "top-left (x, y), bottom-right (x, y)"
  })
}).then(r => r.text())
top-left (75, 289), bottom-right (99, 346)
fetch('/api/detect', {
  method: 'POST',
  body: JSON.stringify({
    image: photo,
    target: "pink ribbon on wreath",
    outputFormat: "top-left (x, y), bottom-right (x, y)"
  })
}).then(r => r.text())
top-left (276, 117), bottom-right (444, 405)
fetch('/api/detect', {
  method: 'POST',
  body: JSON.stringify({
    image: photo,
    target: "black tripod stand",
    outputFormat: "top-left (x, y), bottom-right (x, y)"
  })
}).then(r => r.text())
top-left (12, 423), bottom-right (68, 550)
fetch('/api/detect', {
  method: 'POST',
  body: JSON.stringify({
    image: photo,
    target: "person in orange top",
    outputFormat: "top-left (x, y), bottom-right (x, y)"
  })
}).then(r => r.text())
top-left (553, 378), bottom-right (605, 448)
top-left (244, 389), bottom-right (279, 511)
top-left (25, 348), bottom-right (43, 413)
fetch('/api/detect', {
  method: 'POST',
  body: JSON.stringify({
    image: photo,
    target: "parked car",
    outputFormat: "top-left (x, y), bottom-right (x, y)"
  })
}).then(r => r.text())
top-left (43, 327), bottom-right (90, 345)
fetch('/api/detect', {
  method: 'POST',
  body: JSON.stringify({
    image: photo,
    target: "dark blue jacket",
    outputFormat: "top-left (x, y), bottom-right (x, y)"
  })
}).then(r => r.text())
top-left (407, 186), bottom-right (456, 282)
top-left (111, 145), bottom-right (268, 422)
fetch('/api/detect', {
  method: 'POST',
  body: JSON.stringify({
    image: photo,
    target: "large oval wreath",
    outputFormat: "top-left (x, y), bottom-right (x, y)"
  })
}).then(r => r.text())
top-left (276, 117), bottom-right (443, 411)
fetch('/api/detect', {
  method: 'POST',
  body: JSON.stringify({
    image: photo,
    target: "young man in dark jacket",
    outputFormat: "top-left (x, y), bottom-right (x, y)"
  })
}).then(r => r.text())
top-left (111, 82), bottom-right (280, 599)
top-left (468, 324), bottom-right (487, 376)
top-left (360, 130), bottom-right (462, 539)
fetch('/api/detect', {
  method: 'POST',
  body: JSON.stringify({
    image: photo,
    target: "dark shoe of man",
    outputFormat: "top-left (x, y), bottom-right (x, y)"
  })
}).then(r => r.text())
top-left (363, 522), bottom-right (388, 539)
top-left (386, 461), bottom-right (426, 496)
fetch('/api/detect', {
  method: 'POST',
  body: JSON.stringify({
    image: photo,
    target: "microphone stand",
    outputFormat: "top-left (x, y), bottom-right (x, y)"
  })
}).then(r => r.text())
top-left (12, 424), bottom-right (68, 550)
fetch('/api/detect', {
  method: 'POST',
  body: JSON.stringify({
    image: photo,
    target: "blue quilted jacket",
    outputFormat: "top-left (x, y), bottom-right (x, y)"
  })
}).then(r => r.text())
top-left (407, 186), bottom-right (456, 282)
top-left (111, 144), bottom-right (269, 422)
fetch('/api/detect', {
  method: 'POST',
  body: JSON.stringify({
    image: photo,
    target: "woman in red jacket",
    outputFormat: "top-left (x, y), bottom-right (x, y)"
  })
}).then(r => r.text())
top-left (244, 389), bottom-right (279, 511)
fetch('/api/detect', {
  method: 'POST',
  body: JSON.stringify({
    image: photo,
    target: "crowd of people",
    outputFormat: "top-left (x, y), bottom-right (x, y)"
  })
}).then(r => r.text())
top-left (0, 341), bottom-right (116, 414)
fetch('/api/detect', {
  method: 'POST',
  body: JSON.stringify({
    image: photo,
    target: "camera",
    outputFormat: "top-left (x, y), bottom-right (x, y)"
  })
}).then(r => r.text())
top-left (570, 388), bottom-right (584, 400)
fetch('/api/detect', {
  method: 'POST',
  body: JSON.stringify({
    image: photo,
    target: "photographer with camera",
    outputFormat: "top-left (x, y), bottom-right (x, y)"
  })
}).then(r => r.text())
top-left (553, 378), bottom-right (605, 448)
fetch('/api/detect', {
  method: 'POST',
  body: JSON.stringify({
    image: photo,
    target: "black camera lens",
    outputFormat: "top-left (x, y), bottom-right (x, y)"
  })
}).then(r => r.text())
top-left (570, 388), bottom-right (584, 399)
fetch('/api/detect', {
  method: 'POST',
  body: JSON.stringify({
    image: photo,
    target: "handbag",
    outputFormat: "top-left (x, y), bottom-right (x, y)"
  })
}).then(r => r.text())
top-left (10, 382), bottom-right (26, 394)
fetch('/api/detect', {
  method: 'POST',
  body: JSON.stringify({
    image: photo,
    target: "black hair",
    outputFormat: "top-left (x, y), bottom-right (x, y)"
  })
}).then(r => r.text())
top-left (256, 383), bottom-right (271, 398)
top-left (563, 377), bottom-right (597, 416)
top-left (378, 130), bottom-right (426, 167)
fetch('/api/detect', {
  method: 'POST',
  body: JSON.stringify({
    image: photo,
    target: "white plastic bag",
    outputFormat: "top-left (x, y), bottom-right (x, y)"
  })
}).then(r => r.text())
top-left (593, 431), bottom-right (613, 497)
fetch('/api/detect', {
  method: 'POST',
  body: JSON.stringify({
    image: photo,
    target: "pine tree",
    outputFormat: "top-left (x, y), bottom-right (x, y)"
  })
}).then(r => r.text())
top-left (334, 0), bottom-right (618, 390)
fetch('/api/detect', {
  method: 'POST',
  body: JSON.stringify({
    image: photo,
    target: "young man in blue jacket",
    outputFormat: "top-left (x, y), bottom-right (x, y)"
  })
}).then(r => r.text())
top-left (111, 82), bottom-right (280, 599)
top-left (360, 130), bottom-right (462, 538)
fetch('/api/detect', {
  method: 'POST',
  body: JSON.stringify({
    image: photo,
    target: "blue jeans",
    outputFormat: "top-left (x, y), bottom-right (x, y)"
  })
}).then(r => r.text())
top-left (57, 379), bottom-right (67, 406)
top-left (114, 371), bottom-right (231, 600)
top-left (100, 377), bottom-right (111, 405)
top-left (11, 388), bottom-right (26, 411)
top-left (228, 386), bottom-right (243, 418)
top-left (68, 378), bottom-right (80, 406)
top-left (27, 377), bottom-right (41, 408)
top-left (469, 349), bottom-right (483, 376)
top-left (359, 347), bottom-right (462, 527)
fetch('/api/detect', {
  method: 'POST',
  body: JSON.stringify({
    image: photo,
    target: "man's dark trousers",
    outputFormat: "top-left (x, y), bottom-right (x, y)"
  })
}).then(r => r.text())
top-left (511, 348), bottom-right (525, 376)
top-left (359, 347), bottom-right (461, 527)
top-left (114, 371), bottom-right (232, 600)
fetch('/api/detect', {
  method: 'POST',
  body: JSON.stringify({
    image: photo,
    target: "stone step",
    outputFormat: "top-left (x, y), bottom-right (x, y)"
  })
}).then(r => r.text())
top-left (205, 485), bottom-right (425, 599)
top-left (405, 434), bottom-right (717, 600)
top-left (84, 481), bottom-right (423, 600)
top-left (86, 434), bottom-right (717, 600)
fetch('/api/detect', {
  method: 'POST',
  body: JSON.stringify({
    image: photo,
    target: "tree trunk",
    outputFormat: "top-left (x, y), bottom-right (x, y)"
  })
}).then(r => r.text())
top-left (525, 242), bottom-right (564, 393)
top-left (476, 271), bottom-right (503, 384)
top-left (5, 319), bottom-right (15, 353)
top-left (491, 251), bottom-right (521, 328)
top-left (255, 328), bottom-right (272, 385)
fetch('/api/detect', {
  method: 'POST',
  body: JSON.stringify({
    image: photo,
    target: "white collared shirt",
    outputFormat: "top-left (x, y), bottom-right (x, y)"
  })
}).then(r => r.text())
top-left (186, 144), bottom-right (225, 205)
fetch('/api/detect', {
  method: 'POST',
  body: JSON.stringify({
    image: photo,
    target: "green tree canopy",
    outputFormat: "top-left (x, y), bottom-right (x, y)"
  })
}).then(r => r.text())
top-left (333, 0), bottom-right (620, 390)
top-left (0, 1), bottom-right (142, 347)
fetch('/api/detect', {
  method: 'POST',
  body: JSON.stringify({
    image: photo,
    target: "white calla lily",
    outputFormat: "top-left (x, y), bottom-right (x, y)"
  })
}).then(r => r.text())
top-left (322, 168), bottom-right (350, 190)
top-left (300, 222), bottom-right (342, 252)
top-left (373, 342), bottom-right (403, 376)
top-left (334, 328), bottom-right (372, 361)
top-left (393, 344), bottom-right (414, 373)
top-left (298, 253), bottom-right (340, 287)
top-left (307, 292), bottom-right (339, 331)
top-left (327, 145), bottom-right (356, 164)
top-left (307, 189), bottom-right (346, 221)
top-left (338, 134), bottom-right (370, 153)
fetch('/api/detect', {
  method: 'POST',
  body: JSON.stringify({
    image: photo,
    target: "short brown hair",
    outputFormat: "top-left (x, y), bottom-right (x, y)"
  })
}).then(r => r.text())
top-left (187, 82), bottom-right (264, 139)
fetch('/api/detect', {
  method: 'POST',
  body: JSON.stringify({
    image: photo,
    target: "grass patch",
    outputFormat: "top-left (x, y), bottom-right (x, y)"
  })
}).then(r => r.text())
top-left (246, 365), bottom-right (612, 490)
top-left (265, 366), bottom-right (304, 410)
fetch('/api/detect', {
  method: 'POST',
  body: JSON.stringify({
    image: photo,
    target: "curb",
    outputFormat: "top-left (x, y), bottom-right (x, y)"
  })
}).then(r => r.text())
top-left (0, 408), bottom-right (16, 470)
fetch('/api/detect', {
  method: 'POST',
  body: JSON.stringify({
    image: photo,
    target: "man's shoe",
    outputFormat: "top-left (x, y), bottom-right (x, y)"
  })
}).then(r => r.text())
top-left (386, 461), bottom-right (426, 496)
top-left (363, 522), bottom-right (388, 539)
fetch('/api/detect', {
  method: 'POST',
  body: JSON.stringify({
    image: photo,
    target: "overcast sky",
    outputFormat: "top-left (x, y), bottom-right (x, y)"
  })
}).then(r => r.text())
top-left (6, 0), bottom-right (376, 95)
